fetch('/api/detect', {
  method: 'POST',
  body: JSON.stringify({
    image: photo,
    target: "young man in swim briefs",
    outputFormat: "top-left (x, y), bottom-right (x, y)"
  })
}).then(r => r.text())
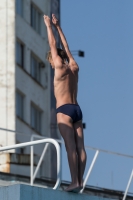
top-left (44, 14), bottom-right (87, 192)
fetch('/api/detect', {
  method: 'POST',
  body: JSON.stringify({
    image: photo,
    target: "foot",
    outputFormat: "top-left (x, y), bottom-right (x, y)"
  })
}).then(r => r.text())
top-left (72, 180), bottom-right (83, 193)
top-left (72, 185), bottom-right (83, 193)
top-left (65, 183), bottom-right (80, 192)
top-left (64, 183), bottom-right (82, 193)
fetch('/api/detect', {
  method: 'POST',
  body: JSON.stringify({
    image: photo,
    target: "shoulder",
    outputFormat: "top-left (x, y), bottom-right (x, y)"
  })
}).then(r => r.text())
top-left (54, 56), bottom-right (63, 69)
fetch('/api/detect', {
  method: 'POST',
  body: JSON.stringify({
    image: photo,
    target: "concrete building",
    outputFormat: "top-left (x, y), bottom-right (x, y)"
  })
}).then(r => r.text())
top-left (0, 0), bottom-right (60, 180)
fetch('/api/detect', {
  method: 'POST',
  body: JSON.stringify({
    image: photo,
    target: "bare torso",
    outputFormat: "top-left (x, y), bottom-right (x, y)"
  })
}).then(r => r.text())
top-left (54, 62), bottom-right (79, 108)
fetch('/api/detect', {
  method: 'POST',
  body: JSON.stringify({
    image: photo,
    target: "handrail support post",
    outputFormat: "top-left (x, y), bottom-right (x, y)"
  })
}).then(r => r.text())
top-left (123, 169), bottom-right (133, 200)
top-left (80, 150), bottom-right (99, 193)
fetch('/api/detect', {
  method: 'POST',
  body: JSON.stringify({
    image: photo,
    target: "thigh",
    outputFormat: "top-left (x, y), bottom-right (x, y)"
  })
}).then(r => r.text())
top-left (73, 120), bottom-right (85, 150)
top-left (57, 113), bottom-right (76, 150)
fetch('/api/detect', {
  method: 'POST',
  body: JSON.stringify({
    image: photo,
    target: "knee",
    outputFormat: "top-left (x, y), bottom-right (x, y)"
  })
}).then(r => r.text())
top-left (76, 146), bottom-right (86, 156)
top-left (77, 147), bottom-right (87, 162)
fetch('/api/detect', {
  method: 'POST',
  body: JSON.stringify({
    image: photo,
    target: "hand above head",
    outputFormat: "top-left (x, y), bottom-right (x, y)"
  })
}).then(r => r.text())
top-left (52, 14), bottom-right (59, 26)
top-left (43, 15), bottom-right (51, 27)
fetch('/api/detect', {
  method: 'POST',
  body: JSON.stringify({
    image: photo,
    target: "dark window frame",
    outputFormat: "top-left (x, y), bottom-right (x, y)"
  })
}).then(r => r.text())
top-left (16, 90), bottom-right (25, 120)
top-left (16, 39), bottom-right (24, 68)
top-left (30, 102), bottom-right (42, 134)
top-left (30, 52), bottom-right (43, 84)
top-left (31, 3), bottom-right (42, 34)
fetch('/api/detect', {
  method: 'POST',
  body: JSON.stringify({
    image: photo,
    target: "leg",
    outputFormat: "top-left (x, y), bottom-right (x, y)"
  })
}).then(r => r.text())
top-left (73, 120), bottom-right (87, 188)
top-left (57, 113), bottom-right (80, 191)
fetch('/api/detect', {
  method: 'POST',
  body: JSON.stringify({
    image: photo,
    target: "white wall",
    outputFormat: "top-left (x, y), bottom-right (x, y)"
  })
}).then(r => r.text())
top-left (0, 0), bottom-right (16, 149)
top-left (0, 0), bottom-right (53, 179)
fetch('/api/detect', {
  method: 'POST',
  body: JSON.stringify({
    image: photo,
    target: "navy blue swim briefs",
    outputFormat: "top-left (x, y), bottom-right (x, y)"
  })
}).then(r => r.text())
top-left (56, 104), bottom-right (83, 123)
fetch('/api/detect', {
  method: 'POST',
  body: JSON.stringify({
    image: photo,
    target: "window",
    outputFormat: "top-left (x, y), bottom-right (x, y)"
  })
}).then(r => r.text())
top-left (31, 103), bottom-right (42, 134)
top-left (16, 0), bottom-right (23, 17)
top-left (31, 54), bottom-right (42, 83)
top-left (16, 40), bottom-right (24, 68)
top-left (31, 3), bottom-right (41, 34)
top-left (16, 91), bottom-right (24, 120)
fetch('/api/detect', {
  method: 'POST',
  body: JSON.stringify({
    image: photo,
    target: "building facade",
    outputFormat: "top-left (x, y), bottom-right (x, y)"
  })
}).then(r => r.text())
top-left (0, 0), bottom-right (60, 180)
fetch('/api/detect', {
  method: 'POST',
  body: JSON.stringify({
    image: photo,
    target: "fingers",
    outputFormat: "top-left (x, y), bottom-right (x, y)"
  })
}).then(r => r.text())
top-left (43, 15), bottom-right (50, 20)
top-left (52, 13), bottom-right (57, 20)
top-left (43, 15), bottom-right (47, 22)
top-left (44, 14), bottom-right (57, 21)
top-left (44, 14), bottom-right (56, 18)
top-left (43, 14), bottom-right (57, 26)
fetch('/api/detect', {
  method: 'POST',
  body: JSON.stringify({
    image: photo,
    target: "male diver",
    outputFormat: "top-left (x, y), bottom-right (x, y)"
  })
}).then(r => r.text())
top-left (44, 14), bottom-right (87, 192)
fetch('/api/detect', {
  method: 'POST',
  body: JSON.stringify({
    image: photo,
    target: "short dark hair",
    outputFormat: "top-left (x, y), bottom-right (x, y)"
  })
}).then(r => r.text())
top-left (47, 48), bottom-right (68, 62)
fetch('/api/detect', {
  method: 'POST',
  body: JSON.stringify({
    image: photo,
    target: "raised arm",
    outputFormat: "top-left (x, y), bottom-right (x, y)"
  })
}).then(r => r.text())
top-left (43, 15), bottom-right (62, 68)
top-left (52, 14), bottom-right (76, 65)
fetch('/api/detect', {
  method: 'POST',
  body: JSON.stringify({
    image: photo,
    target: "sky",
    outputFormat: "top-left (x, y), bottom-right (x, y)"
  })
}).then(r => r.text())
top-left (60, 0), bottom-right (133, 193)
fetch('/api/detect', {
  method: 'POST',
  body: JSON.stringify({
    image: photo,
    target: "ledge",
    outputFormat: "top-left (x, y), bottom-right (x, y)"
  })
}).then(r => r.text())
top-left (0, 184), bottom-right (111, 200)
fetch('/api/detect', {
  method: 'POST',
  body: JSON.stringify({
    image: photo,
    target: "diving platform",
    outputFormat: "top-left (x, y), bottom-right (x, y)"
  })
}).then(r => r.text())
top-left (0, 183), bottom-right (133, 200)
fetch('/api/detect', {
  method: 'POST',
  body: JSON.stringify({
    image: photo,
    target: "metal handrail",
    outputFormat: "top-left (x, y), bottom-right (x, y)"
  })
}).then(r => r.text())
top-left (0, 138), bottom-right (61, 190)
top-left (0, 127), bottom-right (133, 197)
top-left (30, 134), bottom-right (62, 188)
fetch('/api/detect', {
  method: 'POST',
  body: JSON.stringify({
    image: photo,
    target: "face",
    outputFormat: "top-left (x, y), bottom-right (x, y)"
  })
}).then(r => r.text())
top-left (49, 59), bottom-right (55, 69)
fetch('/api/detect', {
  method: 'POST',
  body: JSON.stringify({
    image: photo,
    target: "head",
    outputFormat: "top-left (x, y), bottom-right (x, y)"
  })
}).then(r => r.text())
top-left (47, 48), bottom-right (68, 68)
